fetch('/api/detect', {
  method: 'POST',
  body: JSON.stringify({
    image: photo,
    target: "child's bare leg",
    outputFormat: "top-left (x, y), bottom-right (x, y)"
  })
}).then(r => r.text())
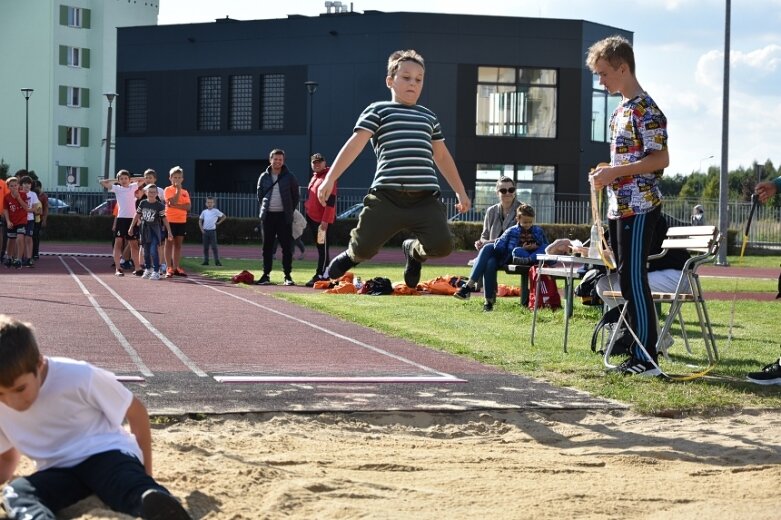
top-left (173, 236), bottom-right (184, 269)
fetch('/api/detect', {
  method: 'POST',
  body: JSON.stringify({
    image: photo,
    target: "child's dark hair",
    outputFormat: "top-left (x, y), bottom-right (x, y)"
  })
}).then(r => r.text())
top-left (143, 168), bottom-right (157, 179)
top-left (0, 315), bottom-right (41, 387)
top-left (19, 176), bottom-right (33, 186)
top-left (517, 203), bottom-right (535, 219)
top-left (586, 35), bottom-right (635, 75)
top-left (116, 169), bottom-right (130, 179)
top-left (387, 49), bottom-right (425, 77)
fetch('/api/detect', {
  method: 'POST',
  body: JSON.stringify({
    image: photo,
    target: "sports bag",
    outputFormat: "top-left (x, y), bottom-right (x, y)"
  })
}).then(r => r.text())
top-left (528, 265), bottom-right (561, 310)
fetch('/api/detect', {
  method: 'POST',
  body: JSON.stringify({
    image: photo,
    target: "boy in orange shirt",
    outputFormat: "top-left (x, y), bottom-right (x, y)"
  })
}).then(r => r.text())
top-left (163, 166), bottom-right (191, 277)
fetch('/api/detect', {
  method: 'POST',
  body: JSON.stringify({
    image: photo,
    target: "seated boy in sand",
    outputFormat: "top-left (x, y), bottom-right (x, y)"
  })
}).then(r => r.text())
top-left (0, 315), bottom-right (192, 520)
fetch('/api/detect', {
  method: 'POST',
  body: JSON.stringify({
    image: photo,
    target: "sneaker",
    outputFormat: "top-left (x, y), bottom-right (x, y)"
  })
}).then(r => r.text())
top-left (201, 260), bottom-right (209, 266)
top-left (119, 259), bottom-right (128, 270)
top-left (141, 269), bottom-right (153, 279)
top-left (255, 274), bottom-right (273, 285)
top-left (402, 239), bottom-right (422, 288)
top-left (150, 271), bottom-right (161, 281)
top-left (609, 356), bottom-right (661, 377)
top-left (746, 358), bottom-right (781, 386)
top-left (115, 269), bottom-right (124, 277)
top-left (284, 276), bottom-right (296, 286)
top-left (453, 284), bottom-right (471, 300)
top-left (126, 259), bottom-right (135, 270)
top-left (326, 251), bottom-right (357, 280)
top-left (23, 259), bottom-right (34, 268)
top-left (483, 301), bottom-right (494, 312)
top-left (160, 262), bottom-right (167, 274)
top-left (140, 489), bottom-right (192, 520)
top-left (13, 260), bottom-right (22, 269)
top-left (3, 258), bottom-right (12, 268)
top-left (134, 269), bottom-right (145, 277)
top-left (174, 268), bottom-right (187, 277)
top-left (165, 268), bottom-right (175, 279)
top-left (215, 261), bottom-right (222, 266)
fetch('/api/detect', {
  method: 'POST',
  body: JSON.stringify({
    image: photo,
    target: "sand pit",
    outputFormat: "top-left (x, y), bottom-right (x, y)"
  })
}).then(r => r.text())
top-left (6, 409), bottom-right (776, 519)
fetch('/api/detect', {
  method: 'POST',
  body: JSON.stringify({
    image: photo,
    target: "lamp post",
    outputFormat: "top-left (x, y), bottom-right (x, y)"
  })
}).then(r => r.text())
top-left (699, 154), bottom-right (714, 173)
top-left (305, 81), bottom-right (319, 163)
top-left (20, 88), bottom-right (33, 172)
top-left (716, 0), bottom-right (731, 266)
top-left (103, 93), bottom-right (117, 180)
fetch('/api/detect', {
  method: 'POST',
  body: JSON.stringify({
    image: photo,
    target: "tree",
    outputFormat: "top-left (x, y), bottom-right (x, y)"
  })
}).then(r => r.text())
top-left (0, 159), bottom-right (8, 180)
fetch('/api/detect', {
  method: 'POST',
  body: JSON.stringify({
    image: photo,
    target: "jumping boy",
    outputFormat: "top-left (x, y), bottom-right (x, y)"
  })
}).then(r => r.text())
top-left (316, 49), bottom-right (470, 287)
top-left (163, 166), bottom-right (192, 278)
top-left (100, 171), bottom-right (144, 276)
top-left (587, 35), bottom-right (669, 376)
top-left (0, 315), bottom-right (192, 519)
top-left (2, 177), bottom-right (29, 269)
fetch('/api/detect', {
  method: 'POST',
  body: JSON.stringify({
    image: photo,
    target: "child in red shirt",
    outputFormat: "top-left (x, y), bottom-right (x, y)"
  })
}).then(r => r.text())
top-left (2, 177), bottom-right (30, 269)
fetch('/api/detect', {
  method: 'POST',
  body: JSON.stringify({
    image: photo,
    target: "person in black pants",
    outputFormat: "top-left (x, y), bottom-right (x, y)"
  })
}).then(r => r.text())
top-left (255, 149), bottom-right (300, 286)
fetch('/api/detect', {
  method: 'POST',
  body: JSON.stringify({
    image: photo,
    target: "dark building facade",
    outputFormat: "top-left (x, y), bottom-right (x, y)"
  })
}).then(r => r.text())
top-left (116, 11), bottom-right (627, 214)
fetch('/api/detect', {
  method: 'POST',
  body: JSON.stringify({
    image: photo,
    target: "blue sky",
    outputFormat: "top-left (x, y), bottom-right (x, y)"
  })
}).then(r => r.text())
top-left (159, 0), bottom-right (781, 178)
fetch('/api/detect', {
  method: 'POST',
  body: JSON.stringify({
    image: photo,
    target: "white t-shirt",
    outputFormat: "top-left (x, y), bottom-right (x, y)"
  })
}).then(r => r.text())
top-left (0, 357), bottom-right (142, 470)
top-left (111, 184), bottom-right (139, 219)
top-left (25, 191), bottom-right (39, 221)
top-left (199, 208), bottom-right (225, 231)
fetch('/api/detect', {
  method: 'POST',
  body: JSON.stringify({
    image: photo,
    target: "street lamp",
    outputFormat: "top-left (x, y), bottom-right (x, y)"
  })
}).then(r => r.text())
top-left (699, 154), bottom-right (714, 173)
top-left (20, 88), bottom-right (33, 172)
top-left (103, 93), bottom-right (117, 180)
top-left (305, 81), bottom-right (319, 163)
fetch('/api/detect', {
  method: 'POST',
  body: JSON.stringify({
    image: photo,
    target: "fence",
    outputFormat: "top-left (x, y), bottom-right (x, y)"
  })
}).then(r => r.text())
top-left (46, 188), bottom-right (781, 248)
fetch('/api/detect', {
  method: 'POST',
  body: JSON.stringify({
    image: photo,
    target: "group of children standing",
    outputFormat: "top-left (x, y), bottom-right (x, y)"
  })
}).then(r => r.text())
top-left (99, 166), bottom-right (226, 280)
top-left (1, 175), bottom-right (42, 269)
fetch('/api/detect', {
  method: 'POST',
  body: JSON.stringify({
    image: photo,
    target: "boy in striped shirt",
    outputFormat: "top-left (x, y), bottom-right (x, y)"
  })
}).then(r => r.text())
top-left (317, 49), bottom-right (471, 287)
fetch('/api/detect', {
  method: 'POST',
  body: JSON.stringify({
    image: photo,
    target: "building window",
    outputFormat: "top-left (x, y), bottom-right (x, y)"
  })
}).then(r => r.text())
top-left (198, 76), bottom-right (222, 131)
top-left (229, 75), bottom-right (253, 130)
top-left (66, 127), bottom-right (81, 146)
top-left (475, 163), bottom-right (556, 221)
top-left (591, 75), bottom-right (621, 142)
top-left (68, 47), bottom-right (81, 67)
top-left (67, 87), bottom-right (81, 107)
top-left (261, 73), bottom-right (285, 130)
top-left (66, 166), bottom-right (80, 186)
top-left (126, 79), bottom-right (148, 133)
top-left (476, 67), bottom-right (557, 138)
top-left (67, 7), bottom-right (82, 27)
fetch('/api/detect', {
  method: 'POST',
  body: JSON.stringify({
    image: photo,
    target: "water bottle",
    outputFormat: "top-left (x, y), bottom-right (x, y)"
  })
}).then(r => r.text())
top-left (354, 277), bottom-right (363, 290)
top-left (588, 224), bottom-right (600, 258)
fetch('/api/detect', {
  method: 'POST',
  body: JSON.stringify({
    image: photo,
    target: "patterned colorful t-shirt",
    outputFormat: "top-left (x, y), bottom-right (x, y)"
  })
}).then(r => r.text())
top-left (355, 101), bottom-right (444, 192)
top-left (607, 93), bottom-right (667, 219)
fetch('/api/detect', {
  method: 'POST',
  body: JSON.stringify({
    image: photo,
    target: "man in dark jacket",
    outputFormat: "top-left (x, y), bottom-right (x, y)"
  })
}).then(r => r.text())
top-left (256, 149), bottom-right (300, 285)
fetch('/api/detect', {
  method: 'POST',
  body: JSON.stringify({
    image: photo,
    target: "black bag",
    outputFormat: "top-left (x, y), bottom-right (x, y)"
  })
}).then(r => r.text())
top-left (590, 304), bottom-right (632, 356)
top-left (574, 267), bottom-right (606, 306)
top-left (360, 277), bottom-right (393, 295)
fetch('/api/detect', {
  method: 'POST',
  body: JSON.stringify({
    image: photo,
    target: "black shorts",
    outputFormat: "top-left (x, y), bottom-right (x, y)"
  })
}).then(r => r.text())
top-left (6, 225), bottom-right (26, 239)
top-left (169, 222), bottom-right (187, 238)
top-left (114, 218), bottom-right (138, 240)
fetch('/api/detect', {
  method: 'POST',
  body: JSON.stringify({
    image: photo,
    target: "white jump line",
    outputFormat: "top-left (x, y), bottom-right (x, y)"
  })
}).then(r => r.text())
top-left (70, 257), bottom-right (208, 377)
top-left (58, 257), bottom-right (153, 378)
top-left (215, 376), bottom-right (466, 384)
top-left (191, 278), bottom-right (462, 381)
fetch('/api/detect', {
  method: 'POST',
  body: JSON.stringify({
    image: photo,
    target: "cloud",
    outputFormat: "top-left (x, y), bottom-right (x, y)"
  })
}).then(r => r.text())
top-left (696, 44), bottom-right (781, 95)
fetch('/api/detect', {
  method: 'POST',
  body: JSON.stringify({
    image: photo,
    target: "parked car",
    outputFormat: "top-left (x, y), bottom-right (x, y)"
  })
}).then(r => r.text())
top-left (47, 197), bottom-right (71, 214)
top-left (90, 199), bottom-right (117, 216)
top-left (336, 203), bottom-right (363, 220)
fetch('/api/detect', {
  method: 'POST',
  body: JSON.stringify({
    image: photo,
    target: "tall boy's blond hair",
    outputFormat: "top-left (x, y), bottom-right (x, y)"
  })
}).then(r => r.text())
top-left (586, 35), bottom-right (635, 75)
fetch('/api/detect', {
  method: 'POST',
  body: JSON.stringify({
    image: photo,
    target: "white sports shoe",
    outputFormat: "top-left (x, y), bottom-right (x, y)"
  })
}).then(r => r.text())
top-left (150, 271), bottom-right (161, 280)
top-left (141, 269), bottom-right (152, 279)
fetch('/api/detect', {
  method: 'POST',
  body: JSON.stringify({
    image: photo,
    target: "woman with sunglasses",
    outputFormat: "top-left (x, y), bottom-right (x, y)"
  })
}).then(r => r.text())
top-left (473, 177), bottom-right (521, 258)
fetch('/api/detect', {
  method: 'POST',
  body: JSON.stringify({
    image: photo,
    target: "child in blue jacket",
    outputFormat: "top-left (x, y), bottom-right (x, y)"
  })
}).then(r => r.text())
top-left (454, 203), bottom-right (548, 311)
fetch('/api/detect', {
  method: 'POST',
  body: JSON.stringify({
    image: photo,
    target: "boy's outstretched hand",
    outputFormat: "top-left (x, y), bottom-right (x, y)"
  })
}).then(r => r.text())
top-left (454, 192), bottom-right (471, 214)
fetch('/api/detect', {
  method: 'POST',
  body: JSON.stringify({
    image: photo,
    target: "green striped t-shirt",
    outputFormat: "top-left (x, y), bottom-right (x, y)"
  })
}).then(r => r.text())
top-left (355, 101), bottom-right (444, 191)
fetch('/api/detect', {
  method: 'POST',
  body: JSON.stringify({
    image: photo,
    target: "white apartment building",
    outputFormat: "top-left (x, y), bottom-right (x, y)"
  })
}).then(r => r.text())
top-left (0, 0), bottom-right (158, 190)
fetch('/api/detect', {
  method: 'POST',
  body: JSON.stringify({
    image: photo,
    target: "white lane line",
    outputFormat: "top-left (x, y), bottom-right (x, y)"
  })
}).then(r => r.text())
top-left (190, 278), bottom-right (462, 381)
top-left (58, 257), bottom-right (153, 378)
top-left (215, 376), bottom-right (467, 384)
top-left (72, 257), bottom-right (208, 377)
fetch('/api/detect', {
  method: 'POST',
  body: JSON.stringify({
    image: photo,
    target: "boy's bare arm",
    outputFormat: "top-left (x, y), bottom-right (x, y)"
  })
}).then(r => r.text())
top-left (0, 447), bottom-right (20, 483)
top-left (432, 140), bottom-right (471, 214)
top-left (128, 213), bottom-right (140, 233)
top-left (125, 397), bottom-right (154, 476)
top-left (98, 178), bottom-right (116, 189)
top-left (591, 149), bottom-right (669, 190)
top-left (318, 130), bottom-right (372, 206)
top-left (161, 216), bottom-right (173, 238)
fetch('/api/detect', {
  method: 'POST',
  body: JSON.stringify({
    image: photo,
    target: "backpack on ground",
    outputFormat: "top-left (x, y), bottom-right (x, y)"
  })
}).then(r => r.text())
top-left (528, 265), bottom-right (561, 310)
top-left (590, 304), bottom-right (632, 356)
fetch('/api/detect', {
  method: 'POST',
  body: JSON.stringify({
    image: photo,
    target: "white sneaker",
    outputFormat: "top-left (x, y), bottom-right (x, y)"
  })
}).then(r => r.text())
top-left (141, 269), bottom-right (152, 279)
top-left (159, 263), bottom-right (167, 275)
top-left (150, 271), bottom-right (161, 280)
